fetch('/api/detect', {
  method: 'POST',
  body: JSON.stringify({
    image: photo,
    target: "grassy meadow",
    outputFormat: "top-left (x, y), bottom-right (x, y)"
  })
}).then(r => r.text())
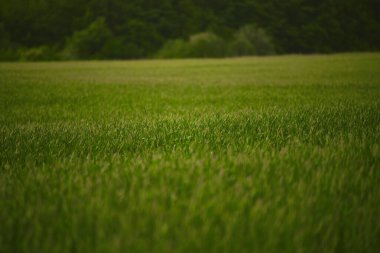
top-left (0, 53), bottom-right (380, 253)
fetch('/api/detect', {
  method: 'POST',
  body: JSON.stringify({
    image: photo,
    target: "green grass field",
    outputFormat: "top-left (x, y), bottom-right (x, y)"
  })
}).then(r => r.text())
top-left (1, 53), bottom-right (380, 253)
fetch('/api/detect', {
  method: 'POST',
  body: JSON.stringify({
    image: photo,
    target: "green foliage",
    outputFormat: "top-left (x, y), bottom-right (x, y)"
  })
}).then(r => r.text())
top-left (156, 32), bottom-right (227, 58)
top-left (1, 0), bottom-right (380, 60)
top-left (155, 39), bottom-right (189, 58)
top-left (0, 22), bottom-right (18, 61)
top-left (187, 32), bottom-right (227, 57)
top-left (156, 26), bottom-right (275, 59)
top-left (63, 17), bottom-right (112, 59)
top-left (0, 22), bottom-right (10, 48)
top-left (19, 46), bottom-right (59, 61)
top-left (1, 53), bottom-right (380, 252)
top-left (100, 38), bottom-right (137, 59)
top-left (0, 48), bottom-right (19, 61)
top-left (229, 24), bottom-right (275, 56)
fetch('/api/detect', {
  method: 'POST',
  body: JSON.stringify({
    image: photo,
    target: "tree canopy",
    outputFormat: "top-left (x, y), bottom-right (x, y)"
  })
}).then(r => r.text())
top-left (0, 0), bottom-right (379, 60)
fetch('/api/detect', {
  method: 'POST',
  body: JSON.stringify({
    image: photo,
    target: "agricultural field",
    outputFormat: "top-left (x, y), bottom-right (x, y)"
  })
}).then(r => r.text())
top-left (0, 53), bottom-right (379, 253)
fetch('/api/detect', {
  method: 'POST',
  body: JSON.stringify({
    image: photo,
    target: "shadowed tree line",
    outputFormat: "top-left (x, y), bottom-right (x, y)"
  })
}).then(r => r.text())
top-left (0, 0), bottom-right (379, 60)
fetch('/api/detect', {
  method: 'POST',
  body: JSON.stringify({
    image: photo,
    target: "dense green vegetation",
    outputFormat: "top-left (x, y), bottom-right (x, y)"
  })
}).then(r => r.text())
top-left (1, 53), bottom-right (380, 252)
top-left (1, 0), bottom-right (379, 60)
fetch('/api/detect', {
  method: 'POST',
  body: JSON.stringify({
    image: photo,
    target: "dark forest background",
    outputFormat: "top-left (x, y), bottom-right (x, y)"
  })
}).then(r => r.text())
top-left (0, 0), bottom-right (379, 60)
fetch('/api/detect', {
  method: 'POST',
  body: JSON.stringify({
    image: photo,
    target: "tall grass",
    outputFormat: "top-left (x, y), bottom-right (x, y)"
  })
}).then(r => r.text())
top-left (0, 53), bottom-right (379, 253)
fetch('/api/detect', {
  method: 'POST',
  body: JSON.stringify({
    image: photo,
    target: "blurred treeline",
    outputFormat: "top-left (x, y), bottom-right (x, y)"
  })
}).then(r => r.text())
top-left (0, 0), bottom-right (379, 60)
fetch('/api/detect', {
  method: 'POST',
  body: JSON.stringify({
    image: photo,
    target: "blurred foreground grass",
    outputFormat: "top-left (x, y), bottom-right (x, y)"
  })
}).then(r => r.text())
top-left (1, 53), bottom-right (380, 253)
